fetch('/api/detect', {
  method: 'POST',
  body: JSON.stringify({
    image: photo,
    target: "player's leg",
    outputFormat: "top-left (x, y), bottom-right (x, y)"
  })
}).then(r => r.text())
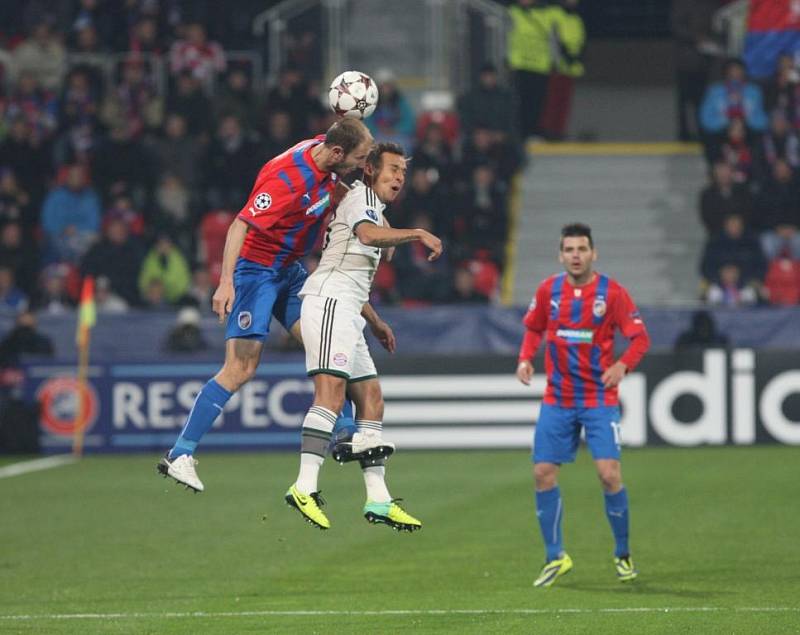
top-left (278, 262), bottom-right (356, 445)
top-left (346, 374), bottom-right (421, 532)
top-left (584, 406), bottom-right (637, 581)
top-left (531, 404), bottom-right (580, 587)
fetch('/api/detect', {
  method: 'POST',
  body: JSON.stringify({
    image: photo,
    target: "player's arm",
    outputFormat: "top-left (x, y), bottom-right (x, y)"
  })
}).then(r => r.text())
top-left (517, 284), bottom-right (549, 385)
top-left (361, 302), bottom-right (396, 353)
top-left (212, 218), bottom-right (249, 323)
top-left (355, 223), bottom-right (443, 261)
top-left (601, 287), bottom-right (651, 389)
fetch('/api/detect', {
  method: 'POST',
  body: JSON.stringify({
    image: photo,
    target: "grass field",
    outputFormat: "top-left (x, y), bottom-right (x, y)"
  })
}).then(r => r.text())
top-left (1, 446), bottom-right (799, 634)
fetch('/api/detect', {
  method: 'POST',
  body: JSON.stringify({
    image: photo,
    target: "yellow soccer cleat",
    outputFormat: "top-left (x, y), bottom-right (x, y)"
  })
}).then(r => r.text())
top-left (533, 553), bottom-right (573, 588)
top-left (363, 499), bottom-right (422, 532)
top-left (614, 555), bottom-right (638, 582)
top-left (285, 484), bottom-right (331, 530)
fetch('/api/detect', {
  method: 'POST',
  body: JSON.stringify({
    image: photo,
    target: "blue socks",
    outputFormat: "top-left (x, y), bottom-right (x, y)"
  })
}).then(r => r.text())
top-left (604, 487), bottom-right (630, 557)
top-left (535, 486), bottom-right (563, 562)
top-left (169, 379), bottom-right (232, 458)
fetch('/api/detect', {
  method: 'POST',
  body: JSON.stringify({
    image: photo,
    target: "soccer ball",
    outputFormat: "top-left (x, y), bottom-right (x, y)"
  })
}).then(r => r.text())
top-left (328, 71), bottom-right (379, 120)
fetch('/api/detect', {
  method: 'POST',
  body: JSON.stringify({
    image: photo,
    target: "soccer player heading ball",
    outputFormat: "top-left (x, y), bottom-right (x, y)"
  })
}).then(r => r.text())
top-left (517, 223), bottom-right (650, 587)
top-left (285, 142), bottom-right (443, 531)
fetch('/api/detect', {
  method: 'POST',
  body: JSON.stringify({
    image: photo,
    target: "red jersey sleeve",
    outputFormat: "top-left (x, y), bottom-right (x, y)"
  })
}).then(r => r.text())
top-left (519, 283), bottom-right (549, 361)
top-left (612, 285), bottom-right (650, 370)
top-left (237, 171), bottom-right (297, 233)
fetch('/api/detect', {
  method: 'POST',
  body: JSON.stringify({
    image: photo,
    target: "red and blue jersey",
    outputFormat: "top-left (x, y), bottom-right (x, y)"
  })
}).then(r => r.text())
top-left (238, 136), bottom-right (337, 268)
top-left (520, 272), bottom-right (650, 408)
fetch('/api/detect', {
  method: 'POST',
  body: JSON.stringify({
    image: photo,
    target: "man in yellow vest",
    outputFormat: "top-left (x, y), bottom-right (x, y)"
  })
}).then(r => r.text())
top-left (540, 0), bottom-right (586, 141)
top-left (507, 0), bottom-right (555, 140)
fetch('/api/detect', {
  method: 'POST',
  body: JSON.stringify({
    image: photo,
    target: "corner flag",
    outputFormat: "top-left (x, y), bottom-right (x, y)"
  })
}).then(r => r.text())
top-left (73, 276), bottom-right (96, 456)
top-left (76, 276), bottom-right (96, 349)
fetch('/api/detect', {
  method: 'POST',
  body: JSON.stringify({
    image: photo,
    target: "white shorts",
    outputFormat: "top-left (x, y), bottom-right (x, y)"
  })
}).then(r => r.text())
top-left (300, 294), bottom-right (377, 381)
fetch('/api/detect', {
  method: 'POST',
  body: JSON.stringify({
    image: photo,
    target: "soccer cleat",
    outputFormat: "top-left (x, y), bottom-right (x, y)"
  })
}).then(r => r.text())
top-left (157, 452), bottom-right (204, 492)
top-left (331, 431), bottom-right (395, 464)
top-left (284, 484), bottom-right (330, 530)
top-left (363, 499), bottom-right (421, 532)
top-left (533, 553), bottom-right (573, 588)
top-left (614, 555), bottom-right (638, 582)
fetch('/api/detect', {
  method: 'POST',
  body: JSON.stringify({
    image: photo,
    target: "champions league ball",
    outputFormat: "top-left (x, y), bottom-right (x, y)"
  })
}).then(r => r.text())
top-left (328, 71), bottom-right (379, 120)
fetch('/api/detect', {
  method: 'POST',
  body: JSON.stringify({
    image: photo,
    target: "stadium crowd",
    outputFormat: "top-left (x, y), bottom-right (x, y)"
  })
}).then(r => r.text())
top-left (0, 0), bottom-right (527, 328)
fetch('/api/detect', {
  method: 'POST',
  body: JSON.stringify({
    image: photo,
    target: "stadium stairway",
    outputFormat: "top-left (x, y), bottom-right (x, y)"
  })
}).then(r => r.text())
top-left (507, 144), bottom-right (708, 307)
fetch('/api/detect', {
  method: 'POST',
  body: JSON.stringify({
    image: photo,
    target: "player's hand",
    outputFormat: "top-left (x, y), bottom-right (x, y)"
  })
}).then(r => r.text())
top-left (516, 360), bottom-right (534, 385)
top-left (601, 361), bottom-right (628, 389)
top-left (370, 319), bottom-right (396, 353)
top-left (418, 230), bottom-right (443, 261)
top-left (212, 279), bottom-right (235, 324)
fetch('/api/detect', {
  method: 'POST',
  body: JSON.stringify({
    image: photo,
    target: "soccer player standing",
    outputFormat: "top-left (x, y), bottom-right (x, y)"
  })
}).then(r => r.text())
top-left (516, 223), bottom-right (650, 587)
top-left (157, 118), bottom-right (386, 492)
top-left (285, 142), bottom-right (442, 531)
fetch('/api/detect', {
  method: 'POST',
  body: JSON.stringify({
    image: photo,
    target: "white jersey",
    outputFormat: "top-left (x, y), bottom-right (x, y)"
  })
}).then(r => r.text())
top-left (300, 181), bottom-right (384, 307)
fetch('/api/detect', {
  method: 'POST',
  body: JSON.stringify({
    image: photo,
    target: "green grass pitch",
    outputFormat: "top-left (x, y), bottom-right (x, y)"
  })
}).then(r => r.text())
top-left (1, 446), bottom-right (798, 634)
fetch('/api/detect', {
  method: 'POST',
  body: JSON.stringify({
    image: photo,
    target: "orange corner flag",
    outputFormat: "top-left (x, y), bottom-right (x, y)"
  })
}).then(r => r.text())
top-left (76, 276), bottom-right (96, 348)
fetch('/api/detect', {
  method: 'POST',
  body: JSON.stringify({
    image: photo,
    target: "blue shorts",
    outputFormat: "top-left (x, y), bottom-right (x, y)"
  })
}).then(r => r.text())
top-left (533, 404), bottom-right (622, 464)
top-left (225, 258), bottom-right (307, 340)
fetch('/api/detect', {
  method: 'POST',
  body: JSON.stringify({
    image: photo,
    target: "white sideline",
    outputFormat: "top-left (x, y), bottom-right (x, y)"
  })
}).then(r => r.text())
top-left (0, 455), bottom-right (76, 479)
top-left (0, 607), bottom-right (798, 621)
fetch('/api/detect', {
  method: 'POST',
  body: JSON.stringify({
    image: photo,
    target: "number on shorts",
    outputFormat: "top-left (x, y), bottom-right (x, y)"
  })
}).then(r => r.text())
top-left (610, 421), bottom-right (621, 448)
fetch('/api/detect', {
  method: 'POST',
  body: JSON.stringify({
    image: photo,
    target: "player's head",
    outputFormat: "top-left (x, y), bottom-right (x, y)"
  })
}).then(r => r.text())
top-left (559, 223), bottom-right (596, 279)
top-left (323, 118), bottom-right (373, 177)
top-left (364, 142), bottom-right (407, 204)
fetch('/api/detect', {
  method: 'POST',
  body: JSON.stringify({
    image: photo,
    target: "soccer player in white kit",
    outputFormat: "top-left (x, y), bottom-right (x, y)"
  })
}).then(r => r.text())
top-left (285, 142), bottom-right (443, 531)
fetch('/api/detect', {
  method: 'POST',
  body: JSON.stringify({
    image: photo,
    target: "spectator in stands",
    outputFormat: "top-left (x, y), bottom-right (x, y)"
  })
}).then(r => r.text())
top-left (0, 220), bottom-right (38, 296)
top-left (31, 262), bottom-right (75, 314)
top-left (163, 306), bottom-right (207, 353)
top-left (154, 173), bottom-right (193, 254)
top-left (396, 166), bottom-right (446, 233)
top-left (671, 0), bottom-right (721, 142)
top-left (205, 114), bottom-right (260, 209)
top-left (11, 20), bottom-right (66, 92)
top-left (40, 163), bottom-right (101, 264)
top-left (100, 195), bottom-right (144, 236)
top-left (413, 121), bottom-right (456, 182)
top-left (457, 63), bottom-right (518, 141)
top-left (700, 213), bottom-right (766, 300)
top-left (142, 278), bottom-right (168, 310)
top-left (700, 59), bottom-right (768, 137)
top-left (69, 0), bottom-right (118, 51)
top-left (73, 22), bottom-right (104, 54)
top-left (165, 72), bottom-right (213, 137)
top-left (699, 161), bottom-right (753, 235)
top-left (259, 110), bottom-right (293, 162)
top-left (53, 66), bottom-right (102, 165)
top-left (93, 121), bottom-right (154, 206)
top-left (0, 168), bottom-right (32, 227)
top-left (138, 233), bottom-right (191, 305)
top-left (81, 211), bottom-right (144, 306)
top-left (764, 53), bottom-right (800, 128)
top-left (263, 66), bottom-right (317, 139)
top-left (151, 113), bottom-right (203, 190)
top-left (101, 59), bottom-right (164, 139)
top-left (455, 163), bottom-right (508, 262)
top-left (169, 21), bottom-right (226, 87)
top-left (756, 159), bottom-right (800, 260)
top-left (705, 263), bottom-right (759, 307)
top-left (0, 265), bottom-right (28, 314)
top-left (0, 310), bottom-right (53, 364)
top-left (0, 118), bottom-right (52, 204)
top-left (95, 274), bottom-right (128, 314)
top-left (718, 118), bottom-right (754, 184)
top-left (449, 264), bottom-right (490, 304)
top-left (3, 71), bottom-right (58, 144)
top-left (128, 16), bottom-right (165, 56)
top-left (393, 212), bottom-right (451, 303)
top-left (185, 267), bottom-right (213, 313)
top-left (763, 250), bottom-right (800, 306)
top-left (461, 125), bottom-right (522, 184)
top-left (366, 68), bottom-right (416, 150)
top-left (674, 309), bottom-right (729, 350)
top-left (757, 111), bottom-right (800, 181)
top-left (507, 0), bottom-right (553, 140)
top-left (540, 0), bottom-right (586, 141)
top-left (214, 67), bottom-right (258, 130)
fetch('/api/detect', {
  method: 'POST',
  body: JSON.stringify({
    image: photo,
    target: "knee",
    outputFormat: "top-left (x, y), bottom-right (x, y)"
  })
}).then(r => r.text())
top-left (597, 467), bottom-right (622, 493)
top-left (219, 358), bottom-right (257, 391)
top-left (534, 463), bottom-right (558, 491)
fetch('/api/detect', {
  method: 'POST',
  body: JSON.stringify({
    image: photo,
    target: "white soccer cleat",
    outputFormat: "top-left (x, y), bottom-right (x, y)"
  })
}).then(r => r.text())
top-left (332, 430), bottom-right (395, 464)
top-left (157, 453), bottom-right (204, 492)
